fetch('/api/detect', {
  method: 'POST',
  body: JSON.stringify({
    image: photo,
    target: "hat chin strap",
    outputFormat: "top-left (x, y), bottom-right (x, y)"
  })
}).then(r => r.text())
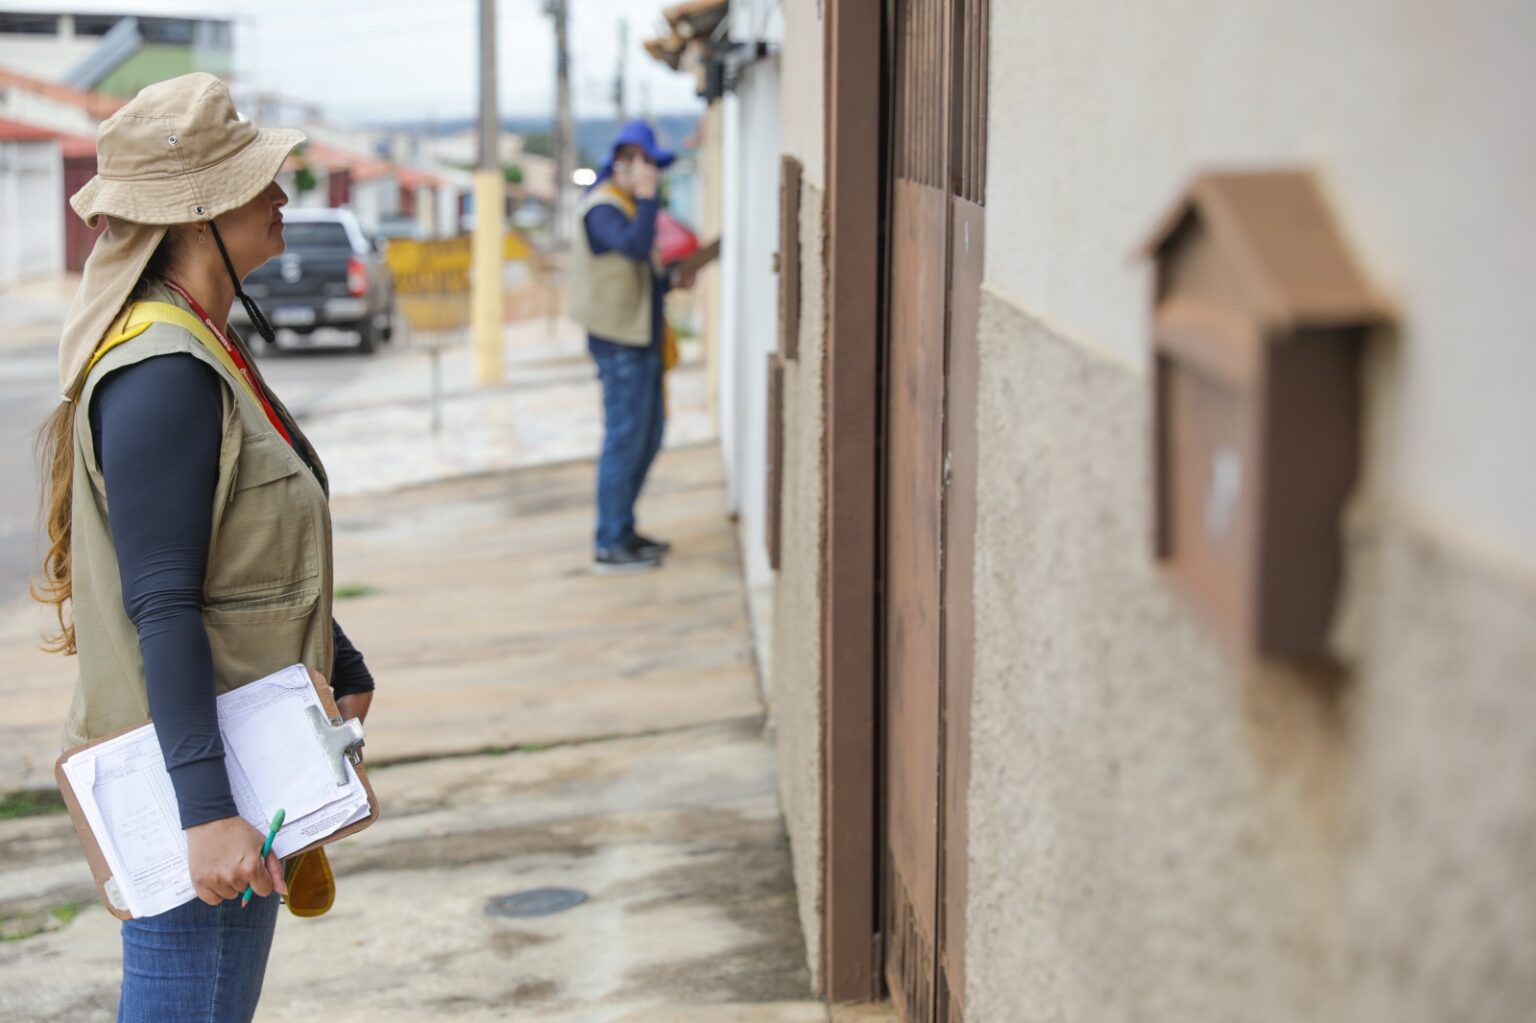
top-left (208, 222), bottom-right (277, 347)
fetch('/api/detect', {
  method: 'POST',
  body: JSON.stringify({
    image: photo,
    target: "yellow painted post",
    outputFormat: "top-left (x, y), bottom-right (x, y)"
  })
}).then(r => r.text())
top-left (473, 0), bottom-right (503, 386)
top-left (471, 170), bottom-right (504, 384)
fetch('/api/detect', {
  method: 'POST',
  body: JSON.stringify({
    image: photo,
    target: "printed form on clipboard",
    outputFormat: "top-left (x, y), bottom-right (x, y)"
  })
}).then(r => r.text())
top-left (57, 664), bottom-right (375, 919)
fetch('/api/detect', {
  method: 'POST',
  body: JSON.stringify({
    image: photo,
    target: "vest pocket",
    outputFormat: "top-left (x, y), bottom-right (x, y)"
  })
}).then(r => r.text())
top-left (233, 434), bottom-right (301, 490)
top-left (207, 435), bottom-right (321, 598)
top-left (204, 592), bottom-right (319, 692)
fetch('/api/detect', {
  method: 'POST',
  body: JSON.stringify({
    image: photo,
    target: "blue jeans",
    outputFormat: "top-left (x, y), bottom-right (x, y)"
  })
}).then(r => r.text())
top-left (592, 342), bottom-right (665, 550)
top-left (118, 894), bottom-right (279, 1023)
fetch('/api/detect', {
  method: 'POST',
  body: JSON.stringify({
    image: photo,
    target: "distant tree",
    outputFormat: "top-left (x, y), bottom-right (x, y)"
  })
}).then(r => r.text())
top-left (521, 132), bottom-right (554, 158)
top-left (288, 144), bottom-right (318, 195)
top-left (503, 164), bottom-right (524, 186)
top-left (520, 132), bottom-right (594, 169)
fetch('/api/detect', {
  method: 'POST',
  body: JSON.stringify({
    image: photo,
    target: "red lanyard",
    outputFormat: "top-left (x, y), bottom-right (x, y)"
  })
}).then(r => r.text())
top-left (161, 278), bottom-right (293, 446)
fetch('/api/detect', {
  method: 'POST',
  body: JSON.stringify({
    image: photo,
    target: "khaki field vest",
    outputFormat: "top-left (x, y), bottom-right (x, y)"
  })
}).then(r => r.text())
top-left (568, 186), bottom-right (654, 346)
top-left (63, 283), bottom-right (335, 748)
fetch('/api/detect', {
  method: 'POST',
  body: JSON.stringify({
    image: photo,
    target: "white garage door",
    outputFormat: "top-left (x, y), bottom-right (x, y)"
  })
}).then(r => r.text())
top-left (1, 139), bottom-right (63, 286)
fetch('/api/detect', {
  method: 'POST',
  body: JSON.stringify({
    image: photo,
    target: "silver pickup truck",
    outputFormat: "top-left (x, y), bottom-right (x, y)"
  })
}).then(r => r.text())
top-left (235, 208), bottom-right (396, 353)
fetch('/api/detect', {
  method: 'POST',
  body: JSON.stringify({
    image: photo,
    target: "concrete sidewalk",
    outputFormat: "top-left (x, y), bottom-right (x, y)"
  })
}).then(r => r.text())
top-left (269, 316), bottom-right (712, 500)
top-left (0, 275), bottom-right (78, 353)
top-left (0, 448), bottom-right (821, 1022)
top-left (0, 330), bottom-right (824, 1020)
top-left (0, 315), bottom-right (714, 791)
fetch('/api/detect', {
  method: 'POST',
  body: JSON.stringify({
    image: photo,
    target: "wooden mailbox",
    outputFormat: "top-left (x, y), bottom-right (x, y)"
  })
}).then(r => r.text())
top-left (1146, 170), bottom-right (1387, 660)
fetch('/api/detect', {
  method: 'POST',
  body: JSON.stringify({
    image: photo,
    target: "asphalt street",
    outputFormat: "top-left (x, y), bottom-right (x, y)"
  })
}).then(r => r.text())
top-left (0, 343), bottom-right (58, 607)
top-left (0, 337), bottom-right (383, 606)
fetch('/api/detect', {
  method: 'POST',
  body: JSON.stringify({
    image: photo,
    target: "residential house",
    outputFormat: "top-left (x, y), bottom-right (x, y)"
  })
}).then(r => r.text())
top-left (279, 139), bottom-right (401, 234)
top-left (0, 68), bottom-right (114, 271)
top-left (0, 2), bottom-right (234, 97)
top-left (653, 2), bottom-right (1536, 1021)
top-left (648, 0), bottom-right (782, 622)
top-left (0, 65), bottom-right (119, 136)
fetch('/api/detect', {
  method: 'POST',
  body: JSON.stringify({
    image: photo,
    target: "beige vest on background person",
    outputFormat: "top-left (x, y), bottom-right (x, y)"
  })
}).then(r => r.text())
top-left (568, 186), bottom-right (655, 346)
top-left (62, 283), bottom-right (335, 748)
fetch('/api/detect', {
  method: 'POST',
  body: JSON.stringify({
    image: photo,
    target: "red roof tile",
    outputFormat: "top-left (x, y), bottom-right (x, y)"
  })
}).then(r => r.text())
top-left (397, 167), bottom-right (446, 190)
top-left (0, 116), bottom-right (96, 156)
top-left (0, 68), bottom-right (125, 119)
top-left (0, 117), bottom-right (55, 143)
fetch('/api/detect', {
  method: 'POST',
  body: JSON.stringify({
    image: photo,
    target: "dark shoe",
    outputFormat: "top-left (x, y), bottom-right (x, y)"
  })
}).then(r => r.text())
top-left (594, 541), bottom-right (662, 575)
top-left (630, 532), bottom-right (672, 558)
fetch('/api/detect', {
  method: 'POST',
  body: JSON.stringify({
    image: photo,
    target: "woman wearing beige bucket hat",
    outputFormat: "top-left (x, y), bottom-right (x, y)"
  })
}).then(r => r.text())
top-left (34, 73), bottom-right (376, 1020)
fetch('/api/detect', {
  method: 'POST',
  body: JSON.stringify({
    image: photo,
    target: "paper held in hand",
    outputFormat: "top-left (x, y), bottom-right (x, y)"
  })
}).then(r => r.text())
top-left (56, 664), bottom-right (377, 919)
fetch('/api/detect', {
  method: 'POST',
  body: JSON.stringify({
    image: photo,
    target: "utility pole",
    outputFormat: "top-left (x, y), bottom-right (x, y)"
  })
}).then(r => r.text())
top-left (546, 0), bottom-right (575, 248)
top-left (472, 0), bottom-right (504, 384)
top-left (613, 18), bottom-right (628, 125)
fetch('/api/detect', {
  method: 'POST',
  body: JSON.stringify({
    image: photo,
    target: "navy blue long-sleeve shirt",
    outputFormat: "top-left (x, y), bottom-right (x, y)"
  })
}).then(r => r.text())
top-left (583, 196), bottom-right (669, 354)
top-left (90, 353), bottom-right (373, 829)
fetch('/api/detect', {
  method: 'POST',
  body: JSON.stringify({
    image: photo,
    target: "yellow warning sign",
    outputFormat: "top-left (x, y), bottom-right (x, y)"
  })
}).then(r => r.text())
top-left (386, 233), bottom-right (533, 296)
top-left (386, 232), bottom-right (536, 332)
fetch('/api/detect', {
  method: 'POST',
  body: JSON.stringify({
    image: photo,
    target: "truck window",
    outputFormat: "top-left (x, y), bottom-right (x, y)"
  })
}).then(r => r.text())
top-left (282, 222), bottom-right (355, 249)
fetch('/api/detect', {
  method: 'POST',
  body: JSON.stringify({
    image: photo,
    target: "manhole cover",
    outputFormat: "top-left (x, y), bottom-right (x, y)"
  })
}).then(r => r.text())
top-left (485, 887), bottom-right (589, 919)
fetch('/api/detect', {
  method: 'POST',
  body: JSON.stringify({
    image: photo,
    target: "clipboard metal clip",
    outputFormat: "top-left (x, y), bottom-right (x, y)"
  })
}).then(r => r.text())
top-left (305, 704), bottom-right (366, 786)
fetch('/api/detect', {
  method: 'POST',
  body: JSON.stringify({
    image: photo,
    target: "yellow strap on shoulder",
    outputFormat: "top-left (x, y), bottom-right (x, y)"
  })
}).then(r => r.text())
top-left (596, 182), bottom-right (637, 219)
top-left (82, 301), bottom-right (261, 408)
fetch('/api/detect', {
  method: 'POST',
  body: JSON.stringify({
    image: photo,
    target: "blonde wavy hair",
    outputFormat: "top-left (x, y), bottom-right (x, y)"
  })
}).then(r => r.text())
top-left (34, 234), bottom-right (177, 654)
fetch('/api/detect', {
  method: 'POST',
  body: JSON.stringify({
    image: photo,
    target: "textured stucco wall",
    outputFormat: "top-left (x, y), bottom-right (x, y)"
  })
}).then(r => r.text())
top-left (987, 0), bottom-right (1536, 564)
top-left (767, 0), bottom-right (827, 985)
top-left (967, 290), bottom-right (1536, 1022)
top-left (769, 182), bottom-right (827, 989)
top-left (973, 6), bottom-right (1536, 1014)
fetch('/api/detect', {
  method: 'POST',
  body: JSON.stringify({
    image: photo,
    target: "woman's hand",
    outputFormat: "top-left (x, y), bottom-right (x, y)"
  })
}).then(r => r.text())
top-left (185, 817), bottom-right (286, 906)
top-left (336, 691), bottom-right (372, 725)
top-left (631, 161), bottom-right (660, 201)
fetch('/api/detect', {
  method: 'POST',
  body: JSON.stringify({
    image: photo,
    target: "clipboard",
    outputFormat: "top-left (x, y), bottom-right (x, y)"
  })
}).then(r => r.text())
top-left (670, 236), bottom-right (721, 278)
top-left (54, 666), bottom-right (379, 921)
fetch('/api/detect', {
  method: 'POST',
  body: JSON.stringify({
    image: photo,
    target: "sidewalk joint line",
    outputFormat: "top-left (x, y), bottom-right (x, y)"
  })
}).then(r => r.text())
top-left (365, 713), bottom-right (767, 770)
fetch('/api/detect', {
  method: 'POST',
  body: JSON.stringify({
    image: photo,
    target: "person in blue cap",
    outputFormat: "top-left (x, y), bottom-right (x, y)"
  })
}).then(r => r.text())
top-left (571, 120), bottom-right (694, 573)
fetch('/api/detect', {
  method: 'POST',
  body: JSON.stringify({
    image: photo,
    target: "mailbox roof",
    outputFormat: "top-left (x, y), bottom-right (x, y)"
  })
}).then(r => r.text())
top-left (1146, 170), bottom-right (1389, 333)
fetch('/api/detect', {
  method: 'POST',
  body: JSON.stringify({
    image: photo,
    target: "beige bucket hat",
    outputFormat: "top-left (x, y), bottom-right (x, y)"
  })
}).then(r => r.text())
top-left (59, 72), bottom-right (305, 398)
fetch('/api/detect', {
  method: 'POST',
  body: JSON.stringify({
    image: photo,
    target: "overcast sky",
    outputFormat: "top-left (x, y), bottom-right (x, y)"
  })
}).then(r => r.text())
top-left (239, 0), bottom-right (704, 123)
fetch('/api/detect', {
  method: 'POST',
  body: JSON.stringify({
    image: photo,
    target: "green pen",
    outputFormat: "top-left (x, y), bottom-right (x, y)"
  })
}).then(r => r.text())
top-left (241, 808), bottom-right (285, 908)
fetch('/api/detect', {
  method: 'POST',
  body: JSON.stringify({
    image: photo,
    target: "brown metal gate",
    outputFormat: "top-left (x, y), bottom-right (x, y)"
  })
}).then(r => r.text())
top-left (883, 1), bottom-right (988, 1021)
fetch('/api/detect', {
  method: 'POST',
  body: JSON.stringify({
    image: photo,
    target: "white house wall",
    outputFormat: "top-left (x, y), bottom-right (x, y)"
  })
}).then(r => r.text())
top-left (718, 91), bottom-right (744, 514)
top-left (348, 178), bottom-right (400, 236)
top-left (714, 0), bottom-right (787, 595)
top-left (967, 2), bottom-right (1536, 1020)
top-left (0, 138), bottom-right (64, 286)
top-left (0, 19), bottom-right (97, 82)
top-left (0, 88), bottom-right (98, 138)
top-left (987, 0), bottom-right (1536, 564)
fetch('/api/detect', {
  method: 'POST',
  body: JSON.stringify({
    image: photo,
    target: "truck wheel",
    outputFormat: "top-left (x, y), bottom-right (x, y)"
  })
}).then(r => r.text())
top-left (354, 319), bottom-right (378, 354)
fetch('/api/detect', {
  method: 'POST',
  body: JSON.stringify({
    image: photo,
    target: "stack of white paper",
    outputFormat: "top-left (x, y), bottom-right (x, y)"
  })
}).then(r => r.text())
top-left (60, 664), bottom-right (370, 919)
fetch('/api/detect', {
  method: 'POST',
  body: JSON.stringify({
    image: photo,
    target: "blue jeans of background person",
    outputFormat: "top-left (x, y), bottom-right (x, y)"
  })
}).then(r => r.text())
top-left (118, 893), bottom-right (279, 1023)
top-left (592, 343), bottom-right (665, 551)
